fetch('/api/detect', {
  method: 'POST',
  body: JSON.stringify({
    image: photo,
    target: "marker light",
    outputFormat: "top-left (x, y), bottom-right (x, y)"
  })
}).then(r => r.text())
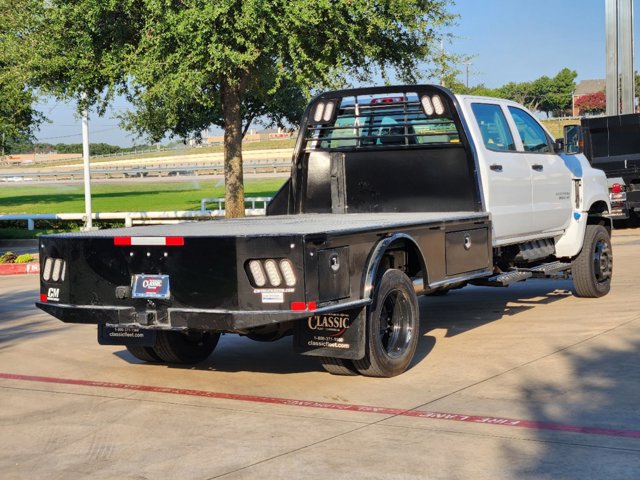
top-left (371, 96), bottom-right (404, 104)
top-left (611, 183), bottom-right (622, 194)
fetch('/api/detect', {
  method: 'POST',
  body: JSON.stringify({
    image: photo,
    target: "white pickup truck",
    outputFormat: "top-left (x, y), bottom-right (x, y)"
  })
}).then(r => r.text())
top-left (37, 85), bottom-right (612, 377)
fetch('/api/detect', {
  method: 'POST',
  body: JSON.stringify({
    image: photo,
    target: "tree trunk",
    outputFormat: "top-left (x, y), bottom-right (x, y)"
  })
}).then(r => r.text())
top-left (221, 78), bottom-right (245, 218)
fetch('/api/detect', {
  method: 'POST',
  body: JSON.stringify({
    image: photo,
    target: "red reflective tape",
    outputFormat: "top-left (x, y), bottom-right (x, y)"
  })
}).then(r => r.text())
top-left (165, 237), bottom-right (184, 246)
top-left (114, 237), bottom-right (183, 246)
top-left (291, 301), bottom-right (306, 311)
top-left (1, 372), bottom-right (639, 440)
top-left (291, 301), bottom-right (316, 311)
top-left (114, 237), bottom-right (131, 246)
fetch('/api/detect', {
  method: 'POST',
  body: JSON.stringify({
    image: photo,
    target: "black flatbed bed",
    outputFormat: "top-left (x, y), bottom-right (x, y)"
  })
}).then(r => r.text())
top-left (51, 212), bottom-right (489, 238)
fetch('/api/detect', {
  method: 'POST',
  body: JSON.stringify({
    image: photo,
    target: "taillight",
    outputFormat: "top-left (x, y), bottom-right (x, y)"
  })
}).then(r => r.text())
top-left (246, 258), bottom-right (297, 288)
top-left (611, 183), bottom-right (622, 194)
top-left (42, 257), bottom-right (66, 283)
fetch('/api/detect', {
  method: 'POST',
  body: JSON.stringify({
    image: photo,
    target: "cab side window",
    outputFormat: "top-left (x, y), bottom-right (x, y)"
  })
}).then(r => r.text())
top-left (508, 107), bottom-right (551, 153)
top-left (471, 103), bottom-right (516, 152)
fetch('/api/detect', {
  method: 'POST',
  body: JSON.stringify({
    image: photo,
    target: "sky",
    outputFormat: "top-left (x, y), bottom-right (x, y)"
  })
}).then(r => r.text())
top-left (33, 0), bottom-right (639, 147)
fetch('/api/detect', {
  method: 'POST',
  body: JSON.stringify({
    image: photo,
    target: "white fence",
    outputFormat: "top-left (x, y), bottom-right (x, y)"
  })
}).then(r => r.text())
top-left (0, 197), bottom-right (272, 230)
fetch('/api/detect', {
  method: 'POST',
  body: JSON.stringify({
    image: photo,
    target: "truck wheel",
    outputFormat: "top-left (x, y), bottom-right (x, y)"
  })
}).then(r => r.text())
top-left (572, 224), bottom-right (612, 298)
top-left (627, 212), bottom-right (640, 228)
top-left (126, 345), bottom-right (161, 363)
top-left (154, 330), bottom-right (220, 364)
top-left (353, 269), bottom-right (419, 377)
top-left (319, 357), bottom-right (359, 376)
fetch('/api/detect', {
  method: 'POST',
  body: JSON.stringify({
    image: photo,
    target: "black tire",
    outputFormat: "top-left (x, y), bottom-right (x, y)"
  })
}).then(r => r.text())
top-left (572, 224), bottom-right (613, 298)
top-left (126, 345), bottom-right (162, 363)
top-left (154, 330), bottom-right (220, 364)
top-left (627, 211), bottom-right (640, 228)
top-left (353, 269), bottom-right (419, 377)
top-left (319, 357), bottom-right (359, 376)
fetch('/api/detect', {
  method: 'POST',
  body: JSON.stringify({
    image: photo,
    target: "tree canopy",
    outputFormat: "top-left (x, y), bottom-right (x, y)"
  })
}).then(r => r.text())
top-left (574, 91), bottom-right (606, 115)
top-left (17, 0), bottom-right (456, 217)
top-left (0, 1), bottom-right (43, 155)
top-left (448, 68), bottom-right (578, 118)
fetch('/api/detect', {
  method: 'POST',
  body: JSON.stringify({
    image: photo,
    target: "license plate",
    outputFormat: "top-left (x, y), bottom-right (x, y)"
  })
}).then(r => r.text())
top-left (132, 274), bottom-right (171, 299)
top-left (98, 324), bottom-right (157, 346)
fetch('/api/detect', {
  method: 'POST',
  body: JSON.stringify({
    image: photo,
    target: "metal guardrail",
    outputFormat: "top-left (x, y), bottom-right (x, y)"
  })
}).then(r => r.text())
top-left (0, 162), bottom-right (291, 182)
top-left (200, 197), bottom-right (272, 214)
top-left (0, 197), bottom-right (272, 230)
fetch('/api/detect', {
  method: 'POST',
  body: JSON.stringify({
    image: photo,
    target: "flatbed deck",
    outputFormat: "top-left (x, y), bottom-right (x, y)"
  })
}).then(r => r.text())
top-left (52, 212), bottom-right (489, 238)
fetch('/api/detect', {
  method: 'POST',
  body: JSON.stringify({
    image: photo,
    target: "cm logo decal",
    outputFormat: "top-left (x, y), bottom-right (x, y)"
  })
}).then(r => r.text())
top-left (47, 288), bottom-right (60, 302)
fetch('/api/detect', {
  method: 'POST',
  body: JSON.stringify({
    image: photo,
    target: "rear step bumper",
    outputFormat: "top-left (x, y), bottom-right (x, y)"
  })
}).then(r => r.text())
top-left (36, 300), bottom-right (370, 332)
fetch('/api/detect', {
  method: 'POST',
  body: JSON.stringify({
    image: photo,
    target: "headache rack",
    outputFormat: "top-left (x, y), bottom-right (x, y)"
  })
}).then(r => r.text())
top-left (302, 87), bottom-right (463, 152)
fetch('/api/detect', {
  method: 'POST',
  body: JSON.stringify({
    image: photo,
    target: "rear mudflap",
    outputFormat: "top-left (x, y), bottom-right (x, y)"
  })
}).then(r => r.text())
top-left (98, 324), bottom-right (157, 347)
top-left (293, 307), bottom-right (365, 360)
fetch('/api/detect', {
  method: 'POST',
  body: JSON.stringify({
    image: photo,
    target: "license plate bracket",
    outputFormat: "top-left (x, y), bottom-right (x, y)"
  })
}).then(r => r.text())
top-left (132, 274), bottom-right (170, 299)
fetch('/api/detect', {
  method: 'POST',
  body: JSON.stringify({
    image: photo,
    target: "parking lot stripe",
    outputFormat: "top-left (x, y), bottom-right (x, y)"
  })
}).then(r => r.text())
top-left (1, 371), bottom-right (639, 440)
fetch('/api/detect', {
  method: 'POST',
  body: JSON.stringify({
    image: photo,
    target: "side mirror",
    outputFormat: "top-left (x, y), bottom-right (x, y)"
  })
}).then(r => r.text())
top-left (563, 124), bottom-right (583, 154)
top-left (554, 138), bottom-right (565, 154)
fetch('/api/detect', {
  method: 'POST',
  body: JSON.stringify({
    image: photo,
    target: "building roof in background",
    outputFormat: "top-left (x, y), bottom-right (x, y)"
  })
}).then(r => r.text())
top-left (574, 79), bottom-right (606, 96)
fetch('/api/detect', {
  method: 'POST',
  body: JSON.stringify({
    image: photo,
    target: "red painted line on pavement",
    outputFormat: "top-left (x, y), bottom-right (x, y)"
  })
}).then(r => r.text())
top-left (1, 372), bottom-right (639, 440)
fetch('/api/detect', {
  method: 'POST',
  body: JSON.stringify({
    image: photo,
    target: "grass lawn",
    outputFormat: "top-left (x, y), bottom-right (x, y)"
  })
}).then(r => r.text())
top-left (0, 178), bottom-right (286, 214)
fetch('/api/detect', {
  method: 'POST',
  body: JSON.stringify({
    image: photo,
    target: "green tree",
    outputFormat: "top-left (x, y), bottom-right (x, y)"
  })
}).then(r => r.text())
top-left (22, 0), bottom-right (455, 217)
top-left (0, 1), bottom-right (43, 157)
top-left (496, 81), bottom-right (533, 106)
top-left (485, 68), bottom-right (576, 117)
top-left (538, 68), bottom-right (577, 117)
top-left (125, 1), bottom-right (456, 217)
top-left (24, 1), bottom-right (141, 113)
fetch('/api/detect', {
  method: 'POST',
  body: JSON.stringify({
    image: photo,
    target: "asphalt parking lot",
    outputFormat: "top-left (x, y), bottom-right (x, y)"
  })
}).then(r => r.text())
top-left (1, 230), bottom-right (639, 480)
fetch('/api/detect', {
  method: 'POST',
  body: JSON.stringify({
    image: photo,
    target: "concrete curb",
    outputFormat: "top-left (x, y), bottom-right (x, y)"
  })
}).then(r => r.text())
top-left (0, 262), bottom-right (40, 276)
top-left (1, 239), bottom-right (40, 274)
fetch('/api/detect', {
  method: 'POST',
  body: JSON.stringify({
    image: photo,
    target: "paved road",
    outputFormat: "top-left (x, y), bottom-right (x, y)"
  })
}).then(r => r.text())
top-left (1, 230), bottom-right (639, 479)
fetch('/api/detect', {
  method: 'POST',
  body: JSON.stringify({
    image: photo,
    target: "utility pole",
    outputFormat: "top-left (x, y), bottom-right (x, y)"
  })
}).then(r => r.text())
top-left (464, 62), bottom-right (472, 88)
top-left (606, 0), bottom-right (635, 115)
top-left (440, 39), bottom-right (446, 87)
top-left (81, 93), bottom-right (93, 230)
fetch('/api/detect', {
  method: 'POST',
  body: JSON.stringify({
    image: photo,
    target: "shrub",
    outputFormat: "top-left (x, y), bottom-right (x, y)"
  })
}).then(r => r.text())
top-left (15, 253), bottom-right (35, 263)
top-left (0, 252), bottom-right (17, 263)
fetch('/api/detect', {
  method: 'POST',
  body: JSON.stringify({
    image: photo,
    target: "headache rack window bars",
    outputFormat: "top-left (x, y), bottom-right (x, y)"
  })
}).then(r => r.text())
top-left (304, 93), bottom-right (462, 152)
